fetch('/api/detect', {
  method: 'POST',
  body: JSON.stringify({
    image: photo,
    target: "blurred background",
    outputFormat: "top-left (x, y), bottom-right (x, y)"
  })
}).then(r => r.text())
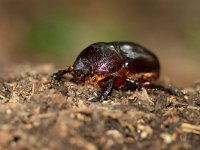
top-left (0, 0), bottom-right (199, 87)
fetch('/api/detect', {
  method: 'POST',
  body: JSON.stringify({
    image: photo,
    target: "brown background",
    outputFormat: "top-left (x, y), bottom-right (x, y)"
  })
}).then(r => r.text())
top-left (0, 0), bottom-right (199, 86)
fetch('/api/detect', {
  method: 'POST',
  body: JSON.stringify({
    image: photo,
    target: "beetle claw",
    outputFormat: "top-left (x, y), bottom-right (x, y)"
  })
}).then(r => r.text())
top-left (51, 73), bottom-right (61, 81)
top-left (98, 94), bottom-right (107, 101)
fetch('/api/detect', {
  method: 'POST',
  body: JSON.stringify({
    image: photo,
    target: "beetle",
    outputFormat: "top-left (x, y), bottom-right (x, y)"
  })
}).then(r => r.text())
top-left (52, 41), bottom-right (161, 100)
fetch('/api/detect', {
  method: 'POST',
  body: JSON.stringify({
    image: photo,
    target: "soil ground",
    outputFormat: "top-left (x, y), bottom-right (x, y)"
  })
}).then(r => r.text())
top-left (0, 64), bottom-right (199, 150)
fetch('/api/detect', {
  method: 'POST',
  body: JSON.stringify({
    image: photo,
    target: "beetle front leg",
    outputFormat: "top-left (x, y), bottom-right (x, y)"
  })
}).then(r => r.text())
top-left (52, 67), bottom-right (73, 81)
top-left (52, 69), bottom-right (68, 81)
top-left (99, 79), bottom-right (114, 101)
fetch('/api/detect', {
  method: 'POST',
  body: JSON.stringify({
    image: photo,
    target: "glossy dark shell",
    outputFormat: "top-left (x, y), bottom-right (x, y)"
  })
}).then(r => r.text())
top-left (110, 42), bottom-right (160, 73)
top-left (73, 42), bottom-right (160, 75)
top-left (73, 42), bottom-right (124, 74)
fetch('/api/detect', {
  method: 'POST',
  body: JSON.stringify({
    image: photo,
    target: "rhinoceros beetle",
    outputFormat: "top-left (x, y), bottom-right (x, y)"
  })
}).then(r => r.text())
top-left (52, 42), bottom-right (179, 100)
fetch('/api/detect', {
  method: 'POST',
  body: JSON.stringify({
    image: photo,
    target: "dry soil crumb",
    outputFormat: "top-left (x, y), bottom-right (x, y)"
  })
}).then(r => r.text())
top-left (0, 64), bottom-right (199, 150)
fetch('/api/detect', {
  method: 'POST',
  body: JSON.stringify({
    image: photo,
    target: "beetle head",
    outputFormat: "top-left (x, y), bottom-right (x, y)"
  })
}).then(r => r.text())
top-left (72, 57), bottom-right (92, 82)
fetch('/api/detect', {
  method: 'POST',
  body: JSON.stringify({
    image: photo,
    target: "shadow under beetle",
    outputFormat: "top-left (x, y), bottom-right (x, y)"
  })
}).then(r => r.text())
top-left (52, 42), bottom-right (178, 101)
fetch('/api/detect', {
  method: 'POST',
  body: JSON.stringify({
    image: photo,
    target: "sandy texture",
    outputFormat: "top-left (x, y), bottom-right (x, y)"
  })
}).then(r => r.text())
top-left (0, 64), bottom-right (199, 150)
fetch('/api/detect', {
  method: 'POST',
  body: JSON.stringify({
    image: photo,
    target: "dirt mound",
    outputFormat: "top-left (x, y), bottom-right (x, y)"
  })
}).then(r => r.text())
top-left (0, 64), bottom-right (199, 150)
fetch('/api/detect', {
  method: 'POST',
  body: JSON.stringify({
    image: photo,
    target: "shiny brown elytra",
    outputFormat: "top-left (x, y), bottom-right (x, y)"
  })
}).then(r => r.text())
top-left (52, 42), bottom-right (160, 100)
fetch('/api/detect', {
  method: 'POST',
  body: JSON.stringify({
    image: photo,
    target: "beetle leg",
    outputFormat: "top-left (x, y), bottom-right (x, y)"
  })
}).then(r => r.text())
top-left (149, 83), bottom-right (184, 97)
top-left (99, 79), bottom-right (114, 101)
top-left (126, 79), bottom-right (183, 97)
top-left (126, 79), bottom-right (157, 90)
top-left (52, 67), bottom-right (73, 81)
top-left (125, 79), bottom-right (140, 90)
top-left (52, 69), bottom-right (69, 81)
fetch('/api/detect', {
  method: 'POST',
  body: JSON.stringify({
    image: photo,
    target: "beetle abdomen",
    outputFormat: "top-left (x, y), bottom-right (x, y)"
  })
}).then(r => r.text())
top-left (117, 42), bottom-right (160, 73)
